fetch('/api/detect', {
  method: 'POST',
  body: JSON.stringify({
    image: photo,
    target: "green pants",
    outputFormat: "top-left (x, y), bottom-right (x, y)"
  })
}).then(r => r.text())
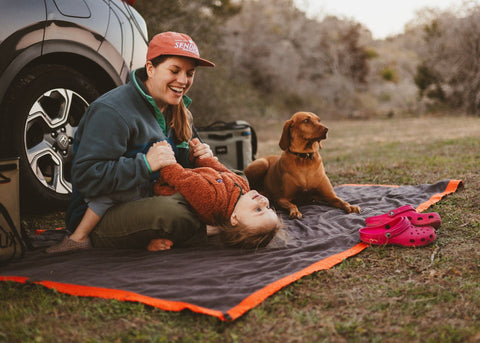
top-left (90, 193), bottom-right (206, 249)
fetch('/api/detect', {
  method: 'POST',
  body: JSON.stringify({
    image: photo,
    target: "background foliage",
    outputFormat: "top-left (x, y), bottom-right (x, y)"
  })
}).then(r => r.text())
top-left (134, 0), bottom-right (480, 123)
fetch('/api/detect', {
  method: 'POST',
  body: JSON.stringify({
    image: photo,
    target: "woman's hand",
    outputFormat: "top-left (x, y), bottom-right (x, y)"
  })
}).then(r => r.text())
top-left (189, 138), bottom-right (214, 159)
top-left (145, 141), bottom-right (176, 171)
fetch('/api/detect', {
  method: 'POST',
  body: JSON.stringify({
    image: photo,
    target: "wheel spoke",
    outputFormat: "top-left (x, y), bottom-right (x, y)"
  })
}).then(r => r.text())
top-left (55, 89), bottom-right (74, 125)
top-left (26, 140), bottom-right (71, 194)
top-left (50, 161), bottom-right (71, 194)
top-left (27, 101), bottom-right (52, 128)
top-left (27, 88), bottom-right (72, 128)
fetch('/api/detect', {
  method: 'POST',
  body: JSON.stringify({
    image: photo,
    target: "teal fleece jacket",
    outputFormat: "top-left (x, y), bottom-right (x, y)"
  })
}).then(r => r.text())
top-left (72, 68), bottom-right (193, 198)
top-left (66, 68), bottom-right (195, 231)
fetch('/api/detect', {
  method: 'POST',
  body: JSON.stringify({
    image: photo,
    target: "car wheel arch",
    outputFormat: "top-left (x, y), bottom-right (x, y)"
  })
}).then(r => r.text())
top-left (41, 39), bottom-right (126, 90)
top-left (0, 46), bottom-right (128, 209)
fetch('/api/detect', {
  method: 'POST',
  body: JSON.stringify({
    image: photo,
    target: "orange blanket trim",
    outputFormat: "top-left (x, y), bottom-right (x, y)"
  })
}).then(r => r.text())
top-left (416, 180), bottom-right (463, 212)
top-left (224, 242), bottom-right (368, 321)
top-left (1, 180), bottom-right (463, 321)
top-left (0, 275), bottom-right (225, 320)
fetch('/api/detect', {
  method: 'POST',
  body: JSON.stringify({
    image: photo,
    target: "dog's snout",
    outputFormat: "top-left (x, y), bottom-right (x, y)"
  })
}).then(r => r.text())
top-left (321, 126), bottom-right (328, 139)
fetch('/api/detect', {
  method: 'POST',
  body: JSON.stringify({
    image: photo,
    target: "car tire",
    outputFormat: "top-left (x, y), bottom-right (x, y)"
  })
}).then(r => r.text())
top-left (5, 64), bottom-right (100, 210)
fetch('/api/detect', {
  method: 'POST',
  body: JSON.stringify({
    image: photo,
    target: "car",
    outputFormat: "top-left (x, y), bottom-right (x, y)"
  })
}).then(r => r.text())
top-left (0, 0), bottom-right (148, 209)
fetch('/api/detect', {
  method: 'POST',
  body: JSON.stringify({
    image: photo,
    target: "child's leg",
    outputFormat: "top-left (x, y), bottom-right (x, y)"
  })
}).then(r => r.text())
top-left (69, 207), bottom-right (101, 242)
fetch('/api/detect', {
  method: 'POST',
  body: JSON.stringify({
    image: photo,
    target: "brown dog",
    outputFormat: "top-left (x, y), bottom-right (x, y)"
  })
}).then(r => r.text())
top-left (244, 111), bottom-right (360, 219)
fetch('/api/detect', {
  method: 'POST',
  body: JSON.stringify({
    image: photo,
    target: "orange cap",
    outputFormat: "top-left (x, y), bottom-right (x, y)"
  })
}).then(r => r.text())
top-left (146, 32), bottom-right (215, 67)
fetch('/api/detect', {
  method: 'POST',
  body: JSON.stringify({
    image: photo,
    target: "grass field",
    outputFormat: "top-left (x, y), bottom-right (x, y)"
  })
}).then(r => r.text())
top-left (1, 115), bottom-right (480, 342)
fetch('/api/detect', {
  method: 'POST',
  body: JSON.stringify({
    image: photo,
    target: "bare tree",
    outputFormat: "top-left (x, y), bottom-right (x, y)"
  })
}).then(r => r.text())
top-left (414, 3), bottom-right (480, 115)
top-left (221, 0), bottom-right (371, 116)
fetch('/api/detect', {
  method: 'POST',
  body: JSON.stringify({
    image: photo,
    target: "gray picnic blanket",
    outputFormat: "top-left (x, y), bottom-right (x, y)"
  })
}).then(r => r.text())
top-left (0, 180), bottom-right (461, 320)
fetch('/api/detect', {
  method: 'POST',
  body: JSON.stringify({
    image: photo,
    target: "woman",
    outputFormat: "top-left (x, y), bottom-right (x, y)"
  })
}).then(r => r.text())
top-left (62, 32), bottom-right (216, 251)
top-left (50, 137), bottom-right (282, 254)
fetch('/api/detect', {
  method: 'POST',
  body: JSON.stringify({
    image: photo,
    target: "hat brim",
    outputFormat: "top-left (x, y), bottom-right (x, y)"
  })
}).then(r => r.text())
top-left (192, 57), bottom-right (215, 67)
top-left (149, 53), bottom-right (215, 68)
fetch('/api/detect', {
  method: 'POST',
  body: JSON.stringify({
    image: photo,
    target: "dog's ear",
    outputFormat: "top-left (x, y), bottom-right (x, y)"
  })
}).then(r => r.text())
top-left (279, 119), bottom-right (292, 151)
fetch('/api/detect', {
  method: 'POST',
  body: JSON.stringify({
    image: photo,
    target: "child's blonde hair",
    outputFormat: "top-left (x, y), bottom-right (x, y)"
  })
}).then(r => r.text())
top-left (217, 218), bottom-right (284, 249)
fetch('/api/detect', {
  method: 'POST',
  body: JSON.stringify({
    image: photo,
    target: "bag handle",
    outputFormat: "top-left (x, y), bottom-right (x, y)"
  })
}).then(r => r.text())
top-left (0, 163), bottom-right (17, 184)
top-left (0, 202), bottom-right (26, 264)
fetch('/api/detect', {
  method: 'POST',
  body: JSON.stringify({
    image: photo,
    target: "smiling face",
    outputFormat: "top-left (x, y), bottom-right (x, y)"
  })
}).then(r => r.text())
top-left (144, 56), bottom-right (196, 112)
top-left (230, 190), bottom-right (279, 232)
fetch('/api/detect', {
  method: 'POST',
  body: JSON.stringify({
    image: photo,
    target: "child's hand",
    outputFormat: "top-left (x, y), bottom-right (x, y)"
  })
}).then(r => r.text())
top-left (145, 141), bottom-right (176, 171)
top-left (189, 138), bottom-right (214, 160)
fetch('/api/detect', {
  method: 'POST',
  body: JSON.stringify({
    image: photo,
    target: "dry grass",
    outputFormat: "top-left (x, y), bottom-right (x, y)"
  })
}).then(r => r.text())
top-left (2, 115), bottom-right (480, 342)
top-left (252, 115), bottom-right (480, 157)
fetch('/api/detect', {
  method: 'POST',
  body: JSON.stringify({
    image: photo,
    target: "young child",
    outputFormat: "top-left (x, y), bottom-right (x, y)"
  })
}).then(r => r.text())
top-left (150, 139), bottom-right (282, 250)
top-left (46, 139), bottom-right (282, 254)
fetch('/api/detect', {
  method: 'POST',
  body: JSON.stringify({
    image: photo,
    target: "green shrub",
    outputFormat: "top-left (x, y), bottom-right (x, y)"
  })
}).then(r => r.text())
top-left (381, 67), bottom-right (399, 83)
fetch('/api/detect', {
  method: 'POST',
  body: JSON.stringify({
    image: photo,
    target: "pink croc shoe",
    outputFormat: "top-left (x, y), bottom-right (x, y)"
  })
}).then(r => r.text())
top-left (359, 216), bottom-right (437, 247)
top-left (365, 205), bottom-right (441, 229)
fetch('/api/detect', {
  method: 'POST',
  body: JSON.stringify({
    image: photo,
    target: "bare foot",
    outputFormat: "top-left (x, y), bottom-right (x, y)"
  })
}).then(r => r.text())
top-left (147, 238), bottom-right (173, 251)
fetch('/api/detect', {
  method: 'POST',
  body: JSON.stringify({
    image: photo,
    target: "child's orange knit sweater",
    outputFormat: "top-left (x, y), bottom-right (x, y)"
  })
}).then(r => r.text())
top-left (153, 157), bottom-right (249, 225)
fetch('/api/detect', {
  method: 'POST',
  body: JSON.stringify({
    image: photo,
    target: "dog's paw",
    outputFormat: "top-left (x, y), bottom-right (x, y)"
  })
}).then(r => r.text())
top-left (346, 205), bottom-right (361, 214)
top-left (289, 209), bottom-right (303, 219)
